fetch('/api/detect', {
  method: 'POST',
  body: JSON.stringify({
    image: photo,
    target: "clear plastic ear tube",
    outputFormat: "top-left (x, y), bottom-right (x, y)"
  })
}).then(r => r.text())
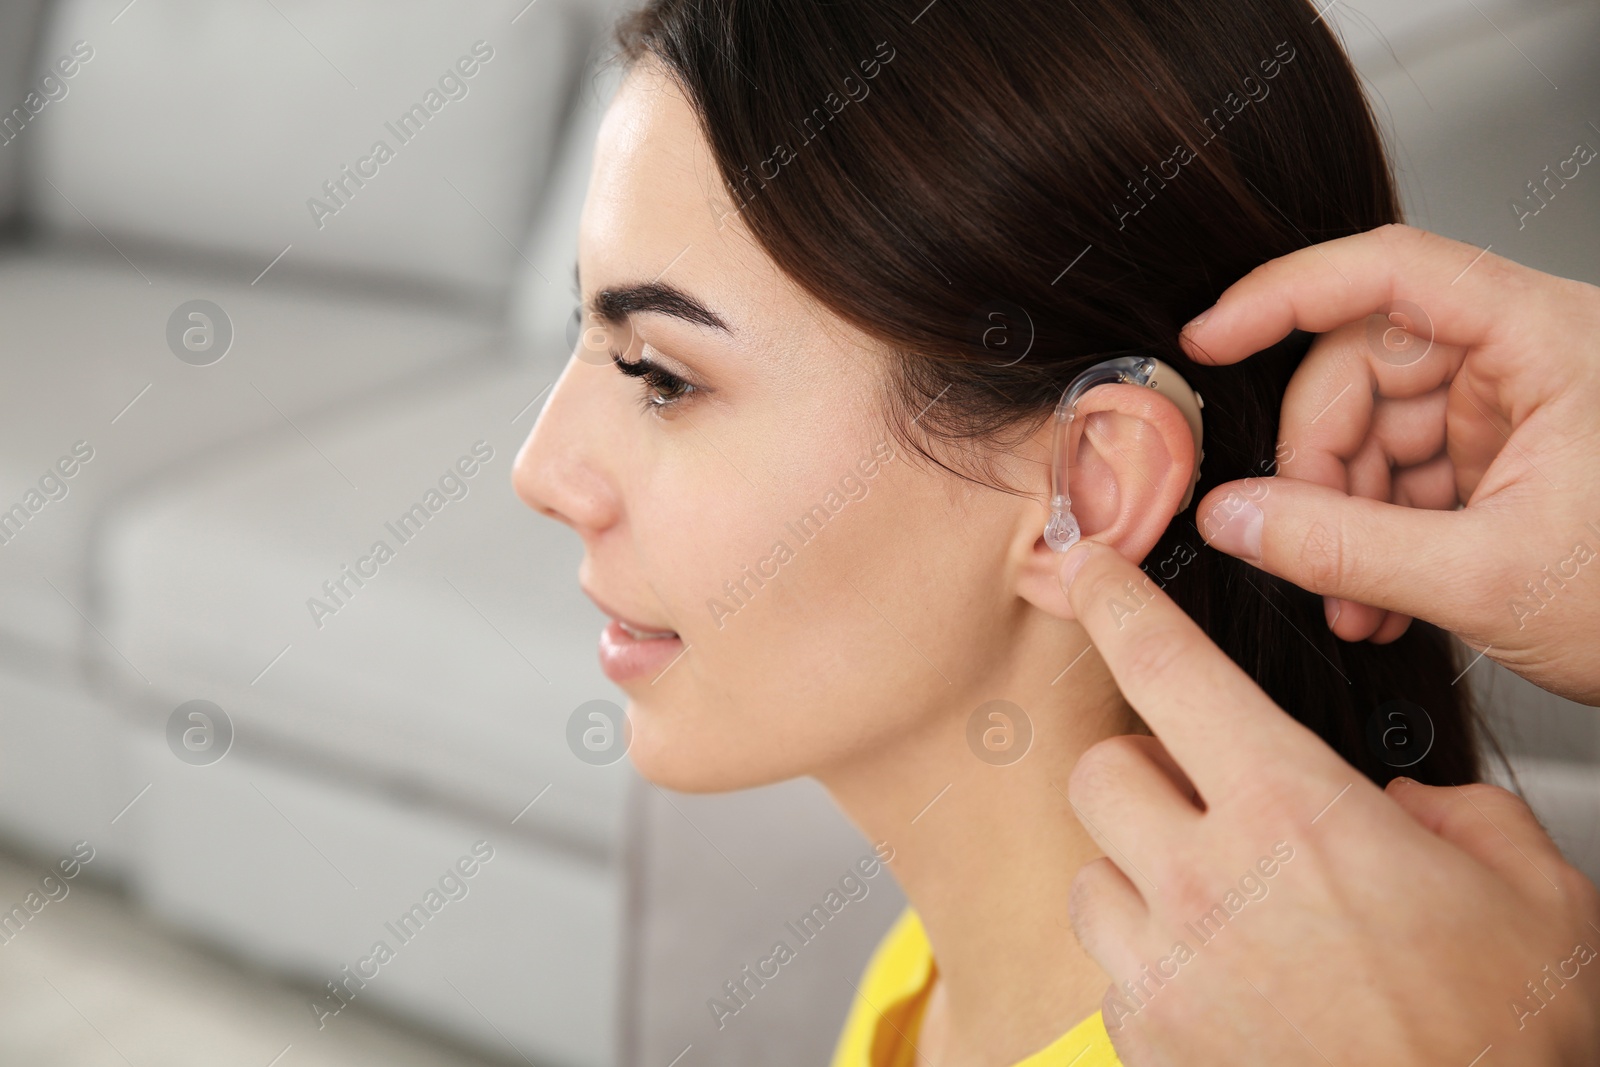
top-left (1043, 354), bottom-right (1206, 552)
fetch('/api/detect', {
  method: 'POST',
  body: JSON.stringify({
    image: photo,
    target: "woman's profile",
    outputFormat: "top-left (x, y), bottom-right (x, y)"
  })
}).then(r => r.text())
top-left (513, 0), bottom-right (1488, 1063)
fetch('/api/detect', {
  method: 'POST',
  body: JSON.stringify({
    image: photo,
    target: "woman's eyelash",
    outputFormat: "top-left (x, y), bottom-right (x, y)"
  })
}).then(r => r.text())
top-left (610, 350), bottom-right (697, 413)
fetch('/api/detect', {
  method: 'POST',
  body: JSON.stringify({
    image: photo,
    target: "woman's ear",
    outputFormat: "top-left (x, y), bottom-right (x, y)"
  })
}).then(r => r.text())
top-left (1013, 383), bottom-right (1197, 620)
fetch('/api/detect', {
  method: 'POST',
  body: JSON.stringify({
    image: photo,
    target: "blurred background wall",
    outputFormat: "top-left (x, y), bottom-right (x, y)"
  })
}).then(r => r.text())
top-left (0, 1), bottom-right (1592, 1065)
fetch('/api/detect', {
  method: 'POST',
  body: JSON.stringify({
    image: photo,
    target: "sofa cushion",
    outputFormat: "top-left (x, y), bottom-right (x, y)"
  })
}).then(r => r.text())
top-left (96, 355), bottom-right (631, 853)
top-left (119, 732), bottom-right (621, 1067)
top-left (28, 0), bottom-right (596, 298)
top-left (0, 246), bottom-right (498, 662)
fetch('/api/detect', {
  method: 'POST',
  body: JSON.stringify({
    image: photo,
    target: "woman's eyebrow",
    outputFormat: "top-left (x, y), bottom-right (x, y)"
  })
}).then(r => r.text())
top-left (574, 260), bottom-right (732, 333)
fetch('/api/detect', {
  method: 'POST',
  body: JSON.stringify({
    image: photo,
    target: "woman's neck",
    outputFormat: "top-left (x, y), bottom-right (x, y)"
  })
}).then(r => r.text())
top-left (818, 646), bottom-right (1134, 1067)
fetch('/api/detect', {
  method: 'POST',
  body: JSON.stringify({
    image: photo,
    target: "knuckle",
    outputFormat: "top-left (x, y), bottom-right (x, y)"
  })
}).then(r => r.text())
top-left (1435, 790), bottom-right (1496, 842)
top-left (1455, 781), bottom-right (1511, 805)
top-left (1155, 857), bottom-right (1215, 917)
top-left (1375, 221), bottom-right (1424, 251)
top-left (1077, 735), bottom-right (1144, 781)
top-left (1296, 517), bottom-right (1348, 593)
top-left (1380, 224), bottom-right (1441, 288)
top-left (1100, 986), bottom-right (1146, 1042)
top-left (1228, 773), bottom-right (1303, 826)
top-left (1555, 862), bottom-right (1600, 913)
top-left (1453, 782), bottom-right (1541, 829)
top-left (1066, 867), bottom-right (1092, 926)
top-left (1114, 624), bottom-right (1192, 687)
top-left (1372, 221), bottom-right (1417, 256)
top-left (1137, 980), bottom-right (1191, 1032)
top-left (1240, 257), bottom-right (1279, 288)
top-left (1071, 560), bottom-right (1125, 614)
top-left (1065, 750), bottom-right (1106, 808)
top-left (1458, 567), bottom-right (1504, 627)
top-left (1067, 858), bottom-right (1114, 929)
top-left (1070, 736), bottom-right (1163, 811)
top-left (1571, 276), bottom-right (1600, 329)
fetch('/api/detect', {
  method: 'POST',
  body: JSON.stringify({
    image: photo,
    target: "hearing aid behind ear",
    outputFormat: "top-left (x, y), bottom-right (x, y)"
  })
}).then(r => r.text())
top-left (1044, 354), bottom-right (1205, 552)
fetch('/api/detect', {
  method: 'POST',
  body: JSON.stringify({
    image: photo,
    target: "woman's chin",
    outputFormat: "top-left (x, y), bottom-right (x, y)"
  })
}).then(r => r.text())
top-left (623, 716), bottom-right (800, 795)
top-left (626, 748), bottom-right (787, 794)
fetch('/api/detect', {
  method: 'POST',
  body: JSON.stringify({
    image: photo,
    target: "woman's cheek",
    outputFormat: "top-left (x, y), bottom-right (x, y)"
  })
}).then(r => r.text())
top-left (645, 491), bottom-right (778, 636)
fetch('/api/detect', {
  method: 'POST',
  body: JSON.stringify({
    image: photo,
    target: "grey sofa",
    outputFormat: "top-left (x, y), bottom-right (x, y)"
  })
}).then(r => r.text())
top-left (0, 1), bottom-right (632, 1063)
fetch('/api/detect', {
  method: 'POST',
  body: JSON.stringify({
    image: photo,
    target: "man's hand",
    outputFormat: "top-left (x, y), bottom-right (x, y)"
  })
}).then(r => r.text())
top-left (1059, 539), bottom-right (1600, 1067)
top-left (1183, 224), bottom-right (1600, 704)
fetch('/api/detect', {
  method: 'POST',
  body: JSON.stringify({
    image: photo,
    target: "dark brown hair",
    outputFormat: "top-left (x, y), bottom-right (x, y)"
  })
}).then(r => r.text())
top-left (612, 0), bottom-right (1484, 785)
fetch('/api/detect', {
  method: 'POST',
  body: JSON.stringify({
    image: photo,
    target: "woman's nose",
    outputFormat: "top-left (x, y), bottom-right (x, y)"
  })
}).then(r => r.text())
top-left (513, 357), bottom-right (622, 539)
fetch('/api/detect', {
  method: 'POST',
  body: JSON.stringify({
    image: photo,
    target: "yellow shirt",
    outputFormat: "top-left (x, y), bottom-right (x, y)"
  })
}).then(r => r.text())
top-left (830, 908), bottom-right (1121, 1067)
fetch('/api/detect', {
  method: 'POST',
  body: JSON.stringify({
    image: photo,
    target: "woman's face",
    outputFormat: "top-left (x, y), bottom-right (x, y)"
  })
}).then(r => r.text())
top-left (514, 60), bottom-right (1056, 792)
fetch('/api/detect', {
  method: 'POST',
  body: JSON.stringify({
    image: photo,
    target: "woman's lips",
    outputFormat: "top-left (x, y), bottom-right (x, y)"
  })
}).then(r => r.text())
top-left (598, 619), bottom-right (684, 684)
top-left (616, 618), bottom-right (677, 640)
top-left (582, 586), bottom-right (681, 683)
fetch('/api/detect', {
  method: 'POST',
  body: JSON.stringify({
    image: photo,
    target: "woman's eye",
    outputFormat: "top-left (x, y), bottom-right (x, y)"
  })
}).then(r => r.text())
top-left (610, 350), bottom-right (697, 414)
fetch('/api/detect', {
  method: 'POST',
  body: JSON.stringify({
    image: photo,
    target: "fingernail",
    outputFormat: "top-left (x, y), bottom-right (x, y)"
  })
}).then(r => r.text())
top-left (1325, 596), bottom-right (1342, 629)
top-left (1181, 305), bottom-right (1214, 334)
top-left (1387, 776), bottom-right (1415, 790)
top-left (1200, 499), bottom-right (1261, 561)
top-left (1058, 542), bottom-right (1091, 591)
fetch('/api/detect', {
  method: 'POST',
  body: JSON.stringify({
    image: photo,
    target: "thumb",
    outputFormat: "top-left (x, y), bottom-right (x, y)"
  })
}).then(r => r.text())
top-left (1195, 476), bottom-right (1491, 631)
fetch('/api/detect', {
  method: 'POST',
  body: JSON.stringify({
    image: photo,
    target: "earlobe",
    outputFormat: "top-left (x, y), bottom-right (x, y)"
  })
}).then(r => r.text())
top-left (1013, 383), bottom-right (1197, 621)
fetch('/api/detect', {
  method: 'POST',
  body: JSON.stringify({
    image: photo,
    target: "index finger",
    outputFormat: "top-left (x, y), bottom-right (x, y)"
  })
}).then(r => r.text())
top-left (1178, 224), bottom-right (1513, 366)
top-left (1059, 540), bottom-right (1346, 797)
